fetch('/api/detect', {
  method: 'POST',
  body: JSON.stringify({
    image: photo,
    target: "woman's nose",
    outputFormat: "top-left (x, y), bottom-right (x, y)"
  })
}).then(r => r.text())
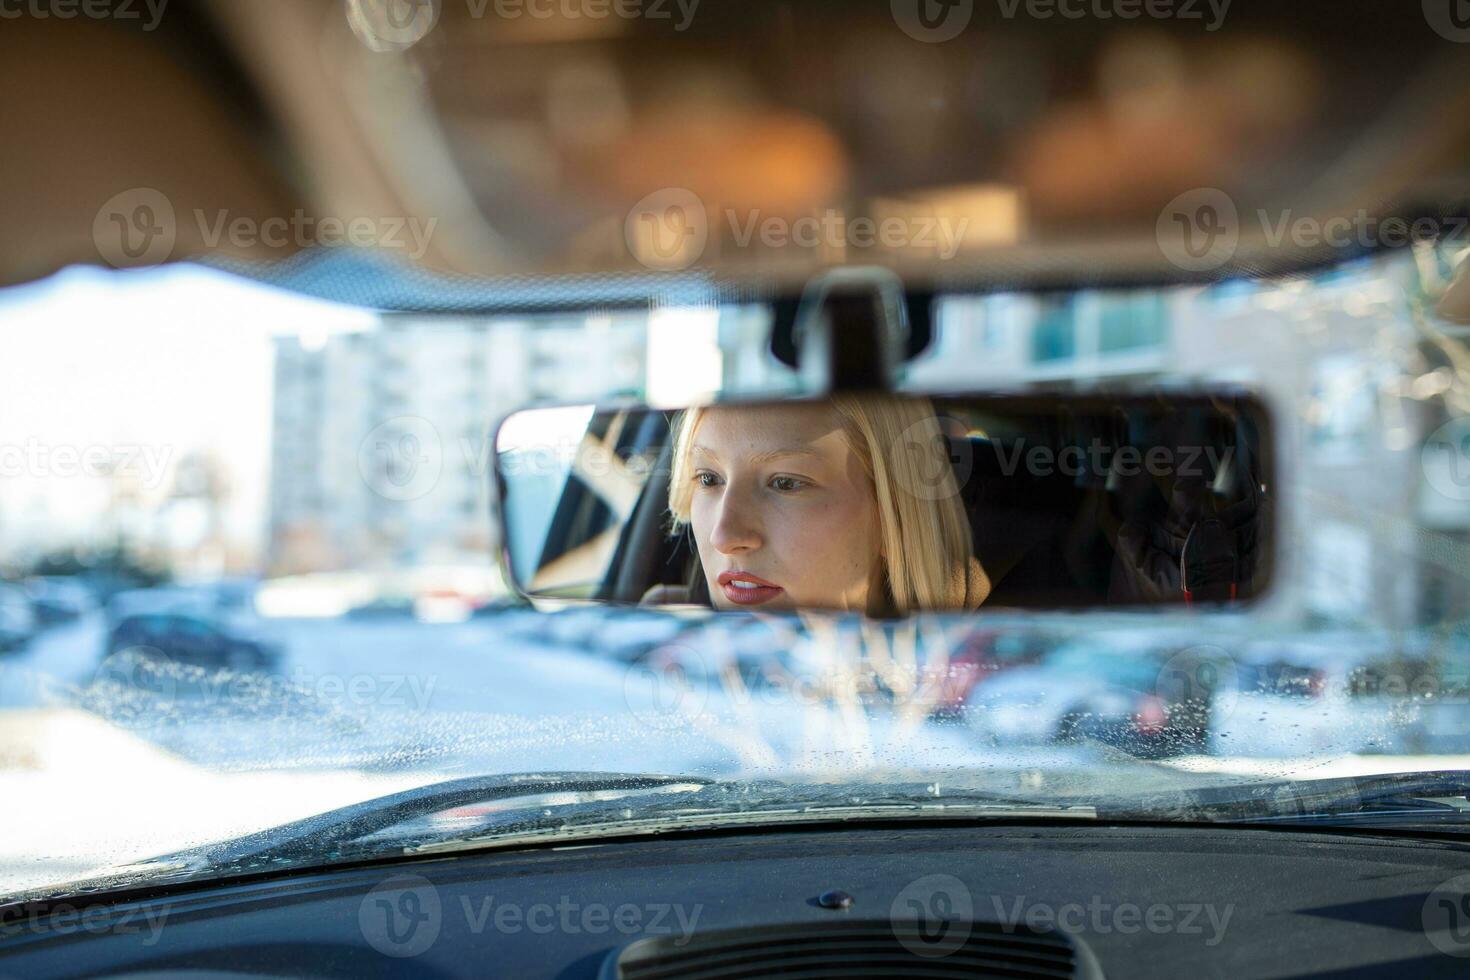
top-left (709, 489), bottom-right (763, 554)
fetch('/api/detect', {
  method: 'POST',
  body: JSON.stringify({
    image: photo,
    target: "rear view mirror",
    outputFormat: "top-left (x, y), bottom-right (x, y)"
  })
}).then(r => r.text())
top-left (493, 392), bottom-right (1274, 615)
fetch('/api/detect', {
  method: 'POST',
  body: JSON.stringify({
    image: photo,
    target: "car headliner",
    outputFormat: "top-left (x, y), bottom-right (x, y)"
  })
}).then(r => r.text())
top-left (1, 0), bottom-right (1467, 312)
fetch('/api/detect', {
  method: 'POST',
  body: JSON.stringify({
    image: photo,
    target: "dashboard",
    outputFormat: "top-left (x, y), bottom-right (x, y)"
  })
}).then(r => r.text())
top-left (3, 823), bottom-right (1470, 978)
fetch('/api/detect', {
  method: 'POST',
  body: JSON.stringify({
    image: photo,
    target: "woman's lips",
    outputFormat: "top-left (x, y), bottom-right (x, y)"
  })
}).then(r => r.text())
top-left (716, 570), bottom-right (784, 606)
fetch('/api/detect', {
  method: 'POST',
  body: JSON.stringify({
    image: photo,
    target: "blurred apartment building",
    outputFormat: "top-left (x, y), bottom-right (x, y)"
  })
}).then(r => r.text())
top-left (268, 315), bottom-right (646, 575)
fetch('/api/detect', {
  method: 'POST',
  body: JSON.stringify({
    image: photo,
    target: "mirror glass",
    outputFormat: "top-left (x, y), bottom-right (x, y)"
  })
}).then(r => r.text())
top-left (495, 392), bottom-right (1273, 614)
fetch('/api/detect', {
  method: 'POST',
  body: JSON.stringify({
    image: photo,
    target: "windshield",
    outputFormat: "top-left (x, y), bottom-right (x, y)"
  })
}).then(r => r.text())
top-left (1, 245), bottom-right (1469, 901)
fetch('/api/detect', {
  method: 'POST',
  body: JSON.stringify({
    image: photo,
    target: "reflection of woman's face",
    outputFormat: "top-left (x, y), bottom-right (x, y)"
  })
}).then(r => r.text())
top-left (687, 403), bottom-right (883, 612)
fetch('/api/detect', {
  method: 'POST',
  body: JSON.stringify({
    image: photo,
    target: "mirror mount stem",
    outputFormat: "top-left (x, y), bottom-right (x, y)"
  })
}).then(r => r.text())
top-left (792, 267), bottom-right (915, 392)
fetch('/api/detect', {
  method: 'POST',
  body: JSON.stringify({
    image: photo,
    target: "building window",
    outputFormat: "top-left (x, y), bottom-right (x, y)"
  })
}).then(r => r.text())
top-left (1030, 297), bottom-right (1077, 362)
top-left (1308, 353), bottom-right (1377, 461)
top-left (1098, 294), bottom-right (1167, 354)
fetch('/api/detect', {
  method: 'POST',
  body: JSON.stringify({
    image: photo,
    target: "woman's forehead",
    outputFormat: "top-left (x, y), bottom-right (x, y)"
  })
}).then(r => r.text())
top-left (692, 402), bottom-right (846, 456)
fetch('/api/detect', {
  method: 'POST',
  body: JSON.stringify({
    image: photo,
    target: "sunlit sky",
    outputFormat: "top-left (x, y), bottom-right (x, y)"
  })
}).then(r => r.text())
top-left (0, 264), bottom-right (376, 562)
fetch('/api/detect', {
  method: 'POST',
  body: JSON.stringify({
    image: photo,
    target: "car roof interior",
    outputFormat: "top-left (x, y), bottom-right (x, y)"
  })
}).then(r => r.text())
top-left (3, 0), bottom-right (1470, 310)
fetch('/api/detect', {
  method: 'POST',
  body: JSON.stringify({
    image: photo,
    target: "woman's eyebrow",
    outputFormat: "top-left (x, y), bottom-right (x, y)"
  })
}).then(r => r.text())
top-left (751, 447), bottom-right (823, 464)
top-left (692, 443), bottom-right (822, 464)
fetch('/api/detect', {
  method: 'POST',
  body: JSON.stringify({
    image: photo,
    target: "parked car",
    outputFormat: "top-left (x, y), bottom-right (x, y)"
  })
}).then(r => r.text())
top-left (0, 583), bottom-right (37, 653)
top-left (1206, 632), bottom-right (1393, 757)
top-left (930, 628), bottom-right (1054, 718)
top-left (107, 613), bottom-right (283, 671)
top-left (344, 595), bottom-right (418, 620)
top-left (104, 586), bottom-right (216, 628)
top-left (23, 576), bottom-right (96, 627)
top-left (964, 635), bottom-right (1224, 757)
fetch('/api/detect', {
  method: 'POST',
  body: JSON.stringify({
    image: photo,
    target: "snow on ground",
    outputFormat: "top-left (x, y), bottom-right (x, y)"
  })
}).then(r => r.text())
top-left (0, 611), bottom-right (1008, 895)
top-left (5, 610), bottom-right (1470, 898)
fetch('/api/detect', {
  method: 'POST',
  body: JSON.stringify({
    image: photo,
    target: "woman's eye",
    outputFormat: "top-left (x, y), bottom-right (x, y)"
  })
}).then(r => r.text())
top-left (769, 476), bottom-right (807, 493)
top-left (694, 471), bottom-right (722, 488)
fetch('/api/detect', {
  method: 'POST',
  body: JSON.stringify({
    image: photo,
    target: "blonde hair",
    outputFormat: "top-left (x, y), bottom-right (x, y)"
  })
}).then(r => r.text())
top-left (667, 395), bottom-right (982, 614)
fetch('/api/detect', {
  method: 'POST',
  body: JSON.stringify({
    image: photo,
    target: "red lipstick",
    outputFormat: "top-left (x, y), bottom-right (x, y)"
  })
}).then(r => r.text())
top-left (716, 570), bottom-right (784, 606)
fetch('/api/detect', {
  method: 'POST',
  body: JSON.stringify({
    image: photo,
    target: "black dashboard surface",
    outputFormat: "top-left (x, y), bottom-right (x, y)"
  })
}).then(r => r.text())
top-left (4, 823), bottom-right (1470, 978)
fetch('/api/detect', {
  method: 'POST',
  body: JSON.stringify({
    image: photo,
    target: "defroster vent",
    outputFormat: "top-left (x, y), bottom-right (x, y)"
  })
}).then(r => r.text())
top-left (602, 919), bottom-right (1104, 979)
